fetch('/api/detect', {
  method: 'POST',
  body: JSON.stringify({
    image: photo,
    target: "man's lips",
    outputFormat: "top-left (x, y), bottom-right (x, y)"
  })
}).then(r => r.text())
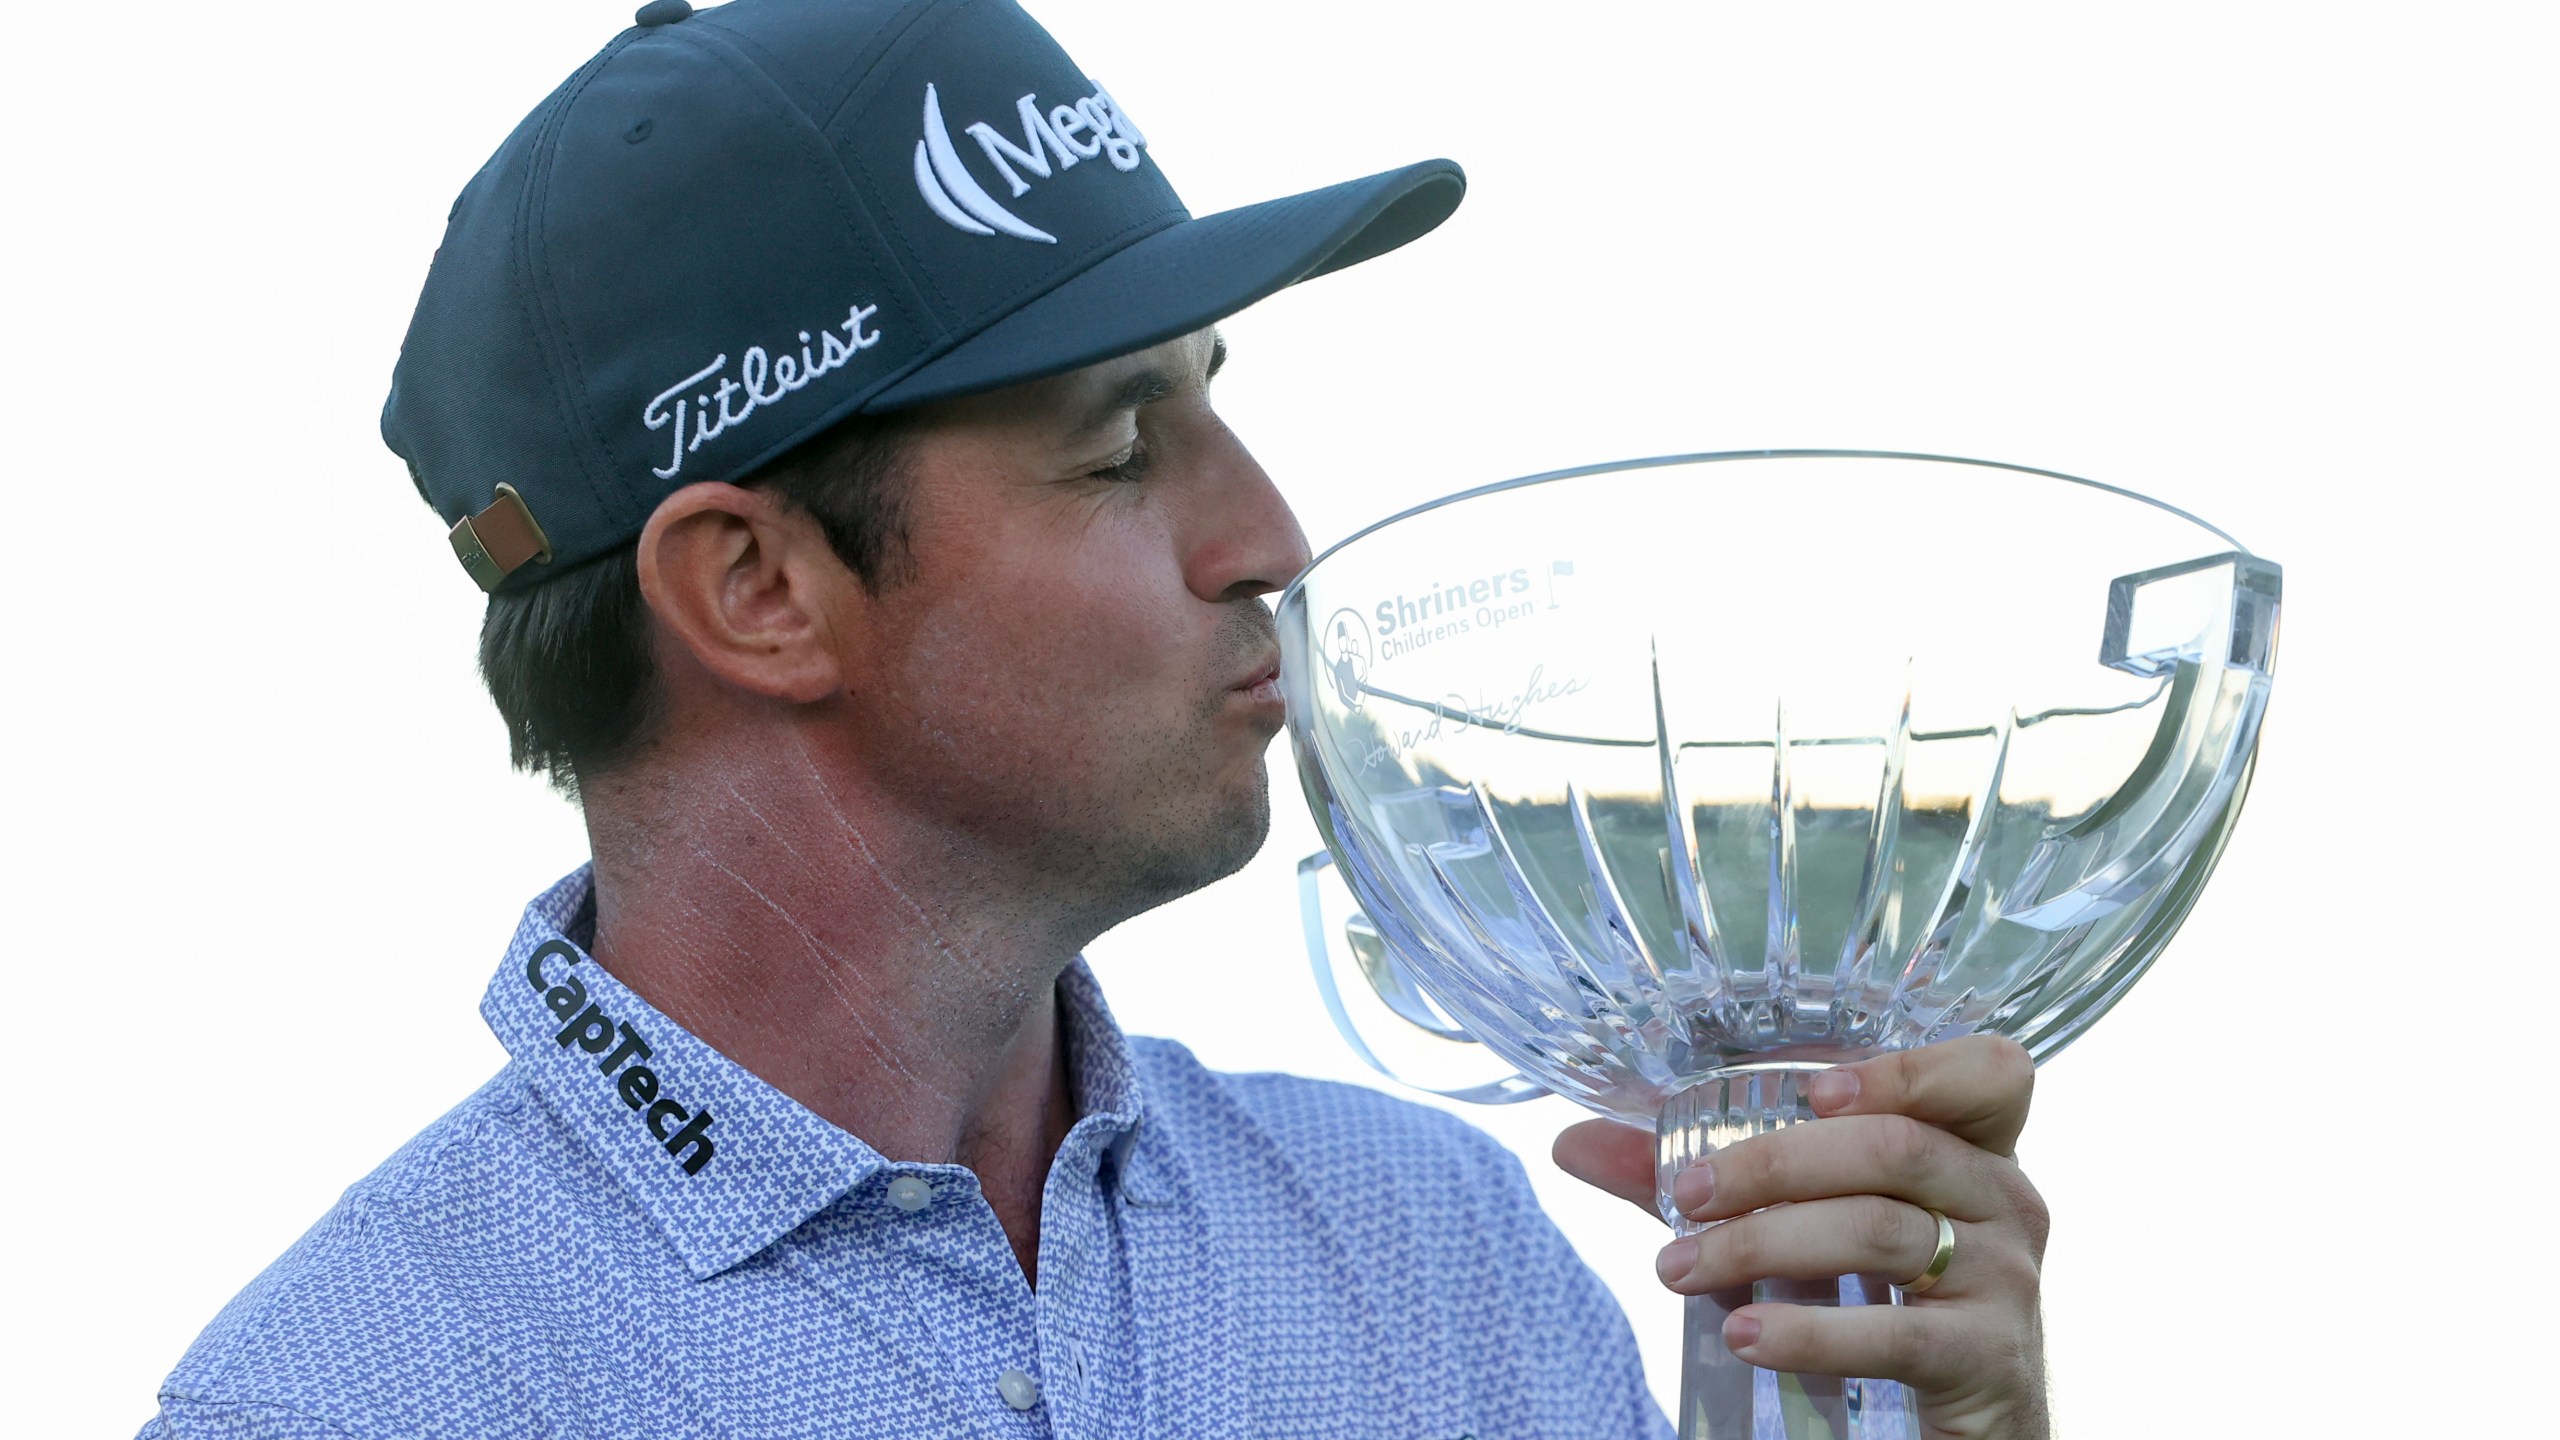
top-left (1230, 653), bottom-right (1282, 700)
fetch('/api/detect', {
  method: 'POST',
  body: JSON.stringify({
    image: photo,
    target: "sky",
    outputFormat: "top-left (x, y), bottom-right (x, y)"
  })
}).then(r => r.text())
top-left (4, 2), bottom-right (2552, 1434)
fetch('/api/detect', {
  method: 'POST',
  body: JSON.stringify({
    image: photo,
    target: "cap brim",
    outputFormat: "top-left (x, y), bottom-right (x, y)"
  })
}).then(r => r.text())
top-left (863, 158), bottom-right (1464, 412)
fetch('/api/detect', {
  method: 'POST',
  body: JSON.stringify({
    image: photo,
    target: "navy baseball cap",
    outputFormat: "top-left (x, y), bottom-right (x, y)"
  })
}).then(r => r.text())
top-left (382, 0), bottom-right (1465, 592)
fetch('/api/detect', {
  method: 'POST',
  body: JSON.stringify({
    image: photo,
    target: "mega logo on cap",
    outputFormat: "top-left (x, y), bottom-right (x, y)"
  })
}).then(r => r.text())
top-left (914, 82), bottom-right (1151, 243)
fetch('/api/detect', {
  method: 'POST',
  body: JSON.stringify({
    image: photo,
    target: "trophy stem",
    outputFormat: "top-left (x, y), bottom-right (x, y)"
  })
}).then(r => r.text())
top-left (1656, 1068), bottom-right (1918, 1440)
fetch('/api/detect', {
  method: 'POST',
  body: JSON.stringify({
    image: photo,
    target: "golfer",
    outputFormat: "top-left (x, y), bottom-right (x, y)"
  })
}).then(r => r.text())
top-left (143, 2), bottom-right (2053, 1435)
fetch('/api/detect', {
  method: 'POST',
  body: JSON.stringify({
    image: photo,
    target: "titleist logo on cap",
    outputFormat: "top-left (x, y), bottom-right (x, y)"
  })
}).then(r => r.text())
top-left (643, 302), bottom-right (885, 480)
top-left (914, 81), bottom-right (1150, 244)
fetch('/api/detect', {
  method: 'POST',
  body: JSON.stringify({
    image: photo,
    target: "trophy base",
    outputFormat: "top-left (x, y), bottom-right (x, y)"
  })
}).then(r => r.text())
top-left (1657, 1067), bottom-right (1919, 1440)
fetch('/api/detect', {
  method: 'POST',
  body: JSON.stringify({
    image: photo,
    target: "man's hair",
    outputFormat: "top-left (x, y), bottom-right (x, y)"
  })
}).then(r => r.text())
top-left (478, 410), bottom-right (913, 800)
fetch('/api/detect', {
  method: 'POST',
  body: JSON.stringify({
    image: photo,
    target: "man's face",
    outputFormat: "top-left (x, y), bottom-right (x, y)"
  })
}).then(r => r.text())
top-left (837, 328), bottom-right (1309, 929)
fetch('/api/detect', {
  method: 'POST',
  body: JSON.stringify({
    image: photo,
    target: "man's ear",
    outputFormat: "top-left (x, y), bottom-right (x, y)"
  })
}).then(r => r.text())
top-left (634, 483), bottom-right (860, 705)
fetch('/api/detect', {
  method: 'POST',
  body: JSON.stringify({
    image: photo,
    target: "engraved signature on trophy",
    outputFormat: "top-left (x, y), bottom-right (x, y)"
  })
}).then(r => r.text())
top-left (1342, 663), bottom-right (1590, 773)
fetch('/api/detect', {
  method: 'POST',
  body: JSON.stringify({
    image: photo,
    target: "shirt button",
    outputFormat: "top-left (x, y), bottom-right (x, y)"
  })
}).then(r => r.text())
top-left (885, 1175), bottom-right (933, 1212)
top-left (996, 1369), bottom-right (1041, 1411)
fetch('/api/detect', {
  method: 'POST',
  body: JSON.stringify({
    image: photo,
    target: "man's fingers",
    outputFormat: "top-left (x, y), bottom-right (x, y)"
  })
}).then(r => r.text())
top-left (1810, 1035), bottom-right (2034, 1157)
top-left (1655, 1196), bottom-right (1965, 1297)
top-left (1672, 1113), bottom-right (2028, 1226)
top-left (1564, 1038), bottom-right (2032, 1216)
top-left (1721, 1300), bottom-right (1991, 1398)
top-left (1552, 1117), bottom-right (1660, 1215)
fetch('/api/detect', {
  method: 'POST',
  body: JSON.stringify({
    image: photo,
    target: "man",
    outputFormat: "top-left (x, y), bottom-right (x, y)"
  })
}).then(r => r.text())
top-left (145, 1), bottom-right (2052, 1435)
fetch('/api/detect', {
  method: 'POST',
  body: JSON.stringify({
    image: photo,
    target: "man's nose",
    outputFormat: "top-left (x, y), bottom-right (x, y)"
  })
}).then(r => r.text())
top-left (1186, 426), bottom-right (1313, 603)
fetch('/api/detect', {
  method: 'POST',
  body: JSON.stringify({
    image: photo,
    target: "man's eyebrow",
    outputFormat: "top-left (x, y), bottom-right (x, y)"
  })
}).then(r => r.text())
top-left (1069, 336), bottom-right (1224, 441)
top-left (1072, 369), bottom-right (1176, 441)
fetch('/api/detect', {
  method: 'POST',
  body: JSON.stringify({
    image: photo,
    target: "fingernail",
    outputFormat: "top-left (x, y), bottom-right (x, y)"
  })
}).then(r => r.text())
top-left (1809, 1068), bottom-right (1859, 1113)
top-left (1724, 1313), bottom-right (1762, 1351)
top-left (1671, 1162), bottom-right (1715, 1214)
top-left (1654, 1237), bottom-right (1698, 1284)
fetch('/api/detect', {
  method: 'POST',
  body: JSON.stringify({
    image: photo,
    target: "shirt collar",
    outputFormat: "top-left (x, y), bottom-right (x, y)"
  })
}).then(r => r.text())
top-left (1056, 944), bottom-right (1144, 1147)
top-left (483, 865), bottom-right (1154, 1279)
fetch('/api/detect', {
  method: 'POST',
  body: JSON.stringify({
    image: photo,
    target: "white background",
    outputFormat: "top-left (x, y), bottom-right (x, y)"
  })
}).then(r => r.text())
top-left (4, 2), bottom-right (2551, 1435)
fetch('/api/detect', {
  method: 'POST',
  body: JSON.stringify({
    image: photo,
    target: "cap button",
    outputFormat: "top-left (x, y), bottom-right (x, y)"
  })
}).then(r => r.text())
top-left (633, 0), bottom-right (692, 26)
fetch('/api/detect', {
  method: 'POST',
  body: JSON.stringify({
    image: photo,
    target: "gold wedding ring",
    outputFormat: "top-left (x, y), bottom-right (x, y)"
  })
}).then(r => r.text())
top-left (1901, 1208), bottom-right (1956, 1295)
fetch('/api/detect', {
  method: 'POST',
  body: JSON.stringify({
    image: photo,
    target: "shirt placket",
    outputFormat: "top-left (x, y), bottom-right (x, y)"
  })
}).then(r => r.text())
top-left (1033, 1128), bottom-right (1133, 1438)
top-left (789, 1166), bottom-right (1057, 1438)
top-left (1112, 1123), bottom-right (1246, 1440)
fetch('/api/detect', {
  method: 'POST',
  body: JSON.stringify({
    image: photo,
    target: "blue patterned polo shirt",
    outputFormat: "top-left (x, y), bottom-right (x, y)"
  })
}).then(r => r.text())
top-left (142, 869), bottom-right (1667, 1439)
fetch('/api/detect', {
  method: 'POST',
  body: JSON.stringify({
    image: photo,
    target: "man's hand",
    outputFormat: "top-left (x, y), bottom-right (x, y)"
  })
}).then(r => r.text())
top-left (1553, 1036), bottom-right (2050, 1440)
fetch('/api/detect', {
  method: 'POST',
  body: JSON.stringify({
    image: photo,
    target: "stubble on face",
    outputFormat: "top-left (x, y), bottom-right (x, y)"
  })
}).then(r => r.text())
top-left (834, 329), bottom-right (1295, 941)
top-left (1069, 597), bottom-right (1279, 910)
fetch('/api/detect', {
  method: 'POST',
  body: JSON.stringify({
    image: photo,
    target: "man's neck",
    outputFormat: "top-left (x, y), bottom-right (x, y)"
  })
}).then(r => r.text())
top-left (579, 740), bottom-right (1088, 1281)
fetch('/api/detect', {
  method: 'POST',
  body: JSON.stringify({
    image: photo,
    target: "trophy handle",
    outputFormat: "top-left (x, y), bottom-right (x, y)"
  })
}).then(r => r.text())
top-left (2101, 549), bottom-right (2280, 679)
top-left (1296, 851), bottom-right (1546, 1104)
top-left (1989, 551), bottom-right (2280, 935)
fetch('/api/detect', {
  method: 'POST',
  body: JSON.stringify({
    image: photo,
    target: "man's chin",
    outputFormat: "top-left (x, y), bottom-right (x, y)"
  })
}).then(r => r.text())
top-left (1115, 783), bottom-right (1273, 918)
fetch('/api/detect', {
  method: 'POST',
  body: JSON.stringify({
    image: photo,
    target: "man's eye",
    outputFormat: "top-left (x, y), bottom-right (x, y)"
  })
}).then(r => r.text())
top-left (1092, 441), bottom-right (1152, 483)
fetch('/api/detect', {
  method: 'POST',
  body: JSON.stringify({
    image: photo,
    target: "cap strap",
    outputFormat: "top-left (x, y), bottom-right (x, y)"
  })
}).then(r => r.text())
top-left (449, 483), bottom-right (553, 592)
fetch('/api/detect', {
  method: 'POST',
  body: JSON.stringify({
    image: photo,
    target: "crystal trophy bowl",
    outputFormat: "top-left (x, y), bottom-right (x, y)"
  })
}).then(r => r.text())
top-left (1278, 452), bottom-right (2278, 1440)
